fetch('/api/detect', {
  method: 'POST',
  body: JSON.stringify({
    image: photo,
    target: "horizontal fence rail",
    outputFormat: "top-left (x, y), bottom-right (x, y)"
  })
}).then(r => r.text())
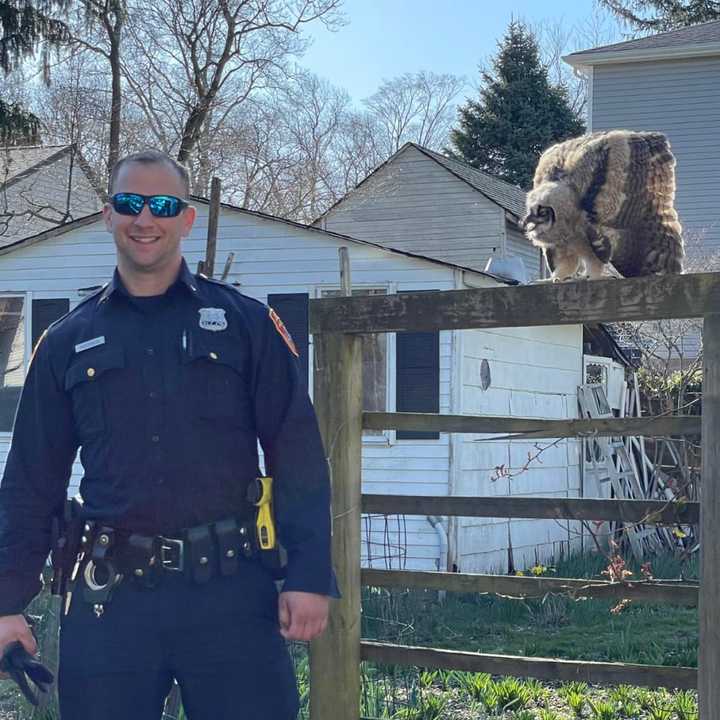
top-left (361, 642), bottom-right (697, 691)
top-left (362, 412), bottom-right (701, 437)
top-left (362, 569), bottom-right (699, 606)
top-left (362, 495), bottom-right (699, 524)
top-left (309, 272), bottom-right (720, 333)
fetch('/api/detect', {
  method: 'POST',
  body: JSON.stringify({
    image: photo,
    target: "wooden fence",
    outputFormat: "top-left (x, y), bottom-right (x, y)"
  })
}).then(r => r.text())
top-left (307, 273), bottom-right (720, 719)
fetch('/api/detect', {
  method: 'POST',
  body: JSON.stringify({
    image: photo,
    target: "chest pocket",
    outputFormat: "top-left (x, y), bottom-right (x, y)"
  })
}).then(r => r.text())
top-left (183, 334), bottom-right (252, 427)
top-left (64, 346), bottom-right (125, 440)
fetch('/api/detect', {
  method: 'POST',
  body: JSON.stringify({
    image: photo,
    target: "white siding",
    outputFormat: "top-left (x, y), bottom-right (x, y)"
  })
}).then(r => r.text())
top-left (458, 324), bottom-right (584, 573)
top-left (591, 57), bottom-right (720, 259)
top-left (506, 221), bottom-right (543, 281)
top-left (318, 145), bottom-right (507, 272)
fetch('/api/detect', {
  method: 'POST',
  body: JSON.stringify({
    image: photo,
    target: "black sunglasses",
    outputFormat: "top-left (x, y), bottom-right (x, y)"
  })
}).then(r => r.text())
top-left (110, 193), bottom-right (189, 218)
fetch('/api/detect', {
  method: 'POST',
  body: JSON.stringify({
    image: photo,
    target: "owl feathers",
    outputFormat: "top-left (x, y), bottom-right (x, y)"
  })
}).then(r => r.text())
top-left (522, 130), bottom-right (684, 281)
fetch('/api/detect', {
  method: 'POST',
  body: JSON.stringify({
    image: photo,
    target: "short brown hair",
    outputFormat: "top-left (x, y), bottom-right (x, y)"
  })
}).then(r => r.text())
top-left (108, 150), bottom-right (190, 197)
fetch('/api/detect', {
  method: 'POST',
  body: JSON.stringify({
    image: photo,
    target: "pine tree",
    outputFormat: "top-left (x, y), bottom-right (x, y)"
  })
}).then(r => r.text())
top-left (599, 0), bottom-right (720, 32)
top-left (449, 21), bottom-right (585, 189)
top-left (0, 0), bottom-right (71, 144)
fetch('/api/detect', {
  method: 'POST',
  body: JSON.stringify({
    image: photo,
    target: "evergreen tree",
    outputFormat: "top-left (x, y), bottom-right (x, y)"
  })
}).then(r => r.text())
top-left (0, 99), bottom-right (40, 144)
top-left (0, 0), bottom-right (71, 144)
top-left (599, 0), bottom-right (720, 32)
top-left (449, 21), bottom-right (585, 189)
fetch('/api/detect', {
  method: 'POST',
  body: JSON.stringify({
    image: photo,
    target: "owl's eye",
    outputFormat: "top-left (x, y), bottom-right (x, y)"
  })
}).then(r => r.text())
top-left (538, 207), bottom-right (550, 217)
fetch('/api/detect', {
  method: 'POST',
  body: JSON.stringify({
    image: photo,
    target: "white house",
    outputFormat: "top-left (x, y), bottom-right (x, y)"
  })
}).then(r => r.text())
top-left (0, 199), bottom-right (591, 573)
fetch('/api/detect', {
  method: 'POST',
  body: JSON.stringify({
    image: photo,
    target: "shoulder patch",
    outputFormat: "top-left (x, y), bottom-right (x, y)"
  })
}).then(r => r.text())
top-left (269, 308), bottom-right (299, 358)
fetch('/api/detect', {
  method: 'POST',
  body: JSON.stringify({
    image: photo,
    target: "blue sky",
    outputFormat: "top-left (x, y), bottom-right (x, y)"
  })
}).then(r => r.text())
top-left (301, 0), bottom-right (621, 102)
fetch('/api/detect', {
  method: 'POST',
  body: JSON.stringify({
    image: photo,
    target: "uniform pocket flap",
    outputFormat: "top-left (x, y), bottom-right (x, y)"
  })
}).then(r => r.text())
top-left (184, 334), bottom-right (243, 374)
top-left (65, 346), bottom-right (125, 391)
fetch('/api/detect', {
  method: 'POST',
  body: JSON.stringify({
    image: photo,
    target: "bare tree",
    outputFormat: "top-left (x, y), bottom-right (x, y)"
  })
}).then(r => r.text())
top-left (50, 1), bottom-right (129, 173)
top-left (363, 71), bottom-right (466, 156)
top-left (121, 0), bottom-right (341, 188)
top-left (32, 51), bottom-right (113, 182)
top-left (531, 6), bottom-right (623, 119)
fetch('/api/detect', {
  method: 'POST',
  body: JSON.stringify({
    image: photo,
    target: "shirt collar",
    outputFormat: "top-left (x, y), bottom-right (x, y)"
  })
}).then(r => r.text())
top-left (98, 258), bottom-right (202, 305)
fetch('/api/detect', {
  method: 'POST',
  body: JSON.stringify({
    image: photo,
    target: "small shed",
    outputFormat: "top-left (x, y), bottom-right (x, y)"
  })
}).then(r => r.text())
top-left (315, 142), bottom-right (542, 281)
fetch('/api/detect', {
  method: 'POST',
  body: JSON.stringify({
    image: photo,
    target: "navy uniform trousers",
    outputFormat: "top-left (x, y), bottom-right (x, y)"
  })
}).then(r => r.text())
top-left (59, 558), bottom-right (299, 719)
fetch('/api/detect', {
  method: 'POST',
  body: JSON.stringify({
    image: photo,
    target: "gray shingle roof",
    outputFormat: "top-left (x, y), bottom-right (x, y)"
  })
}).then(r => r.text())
top-left (411, 144), bottom-right (527, 218)
top-left (567, 19), bottom-right (720, 59)
top-left (0, 145), bottom-right (68, 184)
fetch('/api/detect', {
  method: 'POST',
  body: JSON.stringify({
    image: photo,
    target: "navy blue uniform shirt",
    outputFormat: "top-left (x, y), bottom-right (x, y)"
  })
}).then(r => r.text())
top-left (0, 259), bottom-right (334, 615)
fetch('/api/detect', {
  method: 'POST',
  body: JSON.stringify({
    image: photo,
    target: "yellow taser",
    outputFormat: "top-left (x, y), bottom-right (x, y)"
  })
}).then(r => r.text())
top-left (252, 476), bottom-right (276, 550)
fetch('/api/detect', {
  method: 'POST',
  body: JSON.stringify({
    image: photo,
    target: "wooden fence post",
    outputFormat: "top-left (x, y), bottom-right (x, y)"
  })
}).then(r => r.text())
top-left (310, 332), bottom-right (363, 720)
top-left (700, 313), bottom-right (720, 718)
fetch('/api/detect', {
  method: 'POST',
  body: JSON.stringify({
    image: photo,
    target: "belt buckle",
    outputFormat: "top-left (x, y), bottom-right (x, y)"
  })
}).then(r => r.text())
top-left (159, 537), bottom-right (184, 572)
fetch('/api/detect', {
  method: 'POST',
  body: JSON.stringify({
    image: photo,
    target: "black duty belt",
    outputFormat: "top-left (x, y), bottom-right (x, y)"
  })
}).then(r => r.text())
top-left (97, 516), bottom-right (258, 585)
top-left (65, 516), bottom-right (273, 618)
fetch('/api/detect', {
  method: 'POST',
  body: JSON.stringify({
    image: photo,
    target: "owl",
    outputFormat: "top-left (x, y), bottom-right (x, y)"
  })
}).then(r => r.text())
top-left (521, 130), bottom-right (684, 281)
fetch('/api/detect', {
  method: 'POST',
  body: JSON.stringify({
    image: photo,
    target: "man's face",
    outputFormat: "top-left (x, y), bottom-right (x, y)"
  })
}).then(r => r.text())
top-left (103, 161), bottom-right (196, 277)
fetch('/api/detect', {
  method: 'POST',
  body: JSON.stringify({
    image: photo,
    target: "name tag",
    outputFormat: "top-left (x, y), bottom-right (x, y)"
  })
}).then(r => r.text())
top-left (74, 336), bottom-right (106, 354)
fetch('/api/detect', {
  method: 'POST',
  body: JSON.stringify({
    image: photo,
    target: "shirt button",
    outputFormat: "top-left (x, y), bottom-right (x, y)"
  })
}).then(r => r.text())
top-left (149, 391), bottom-right (158, 400)
top-left (209, 352), bottom-right (218, 360)
top-left (146, 347), bottom-right (155, 356)
top-left (151, 434), bottom-right (160, 443)
top-left (86, 368), bottom-right (96, 378)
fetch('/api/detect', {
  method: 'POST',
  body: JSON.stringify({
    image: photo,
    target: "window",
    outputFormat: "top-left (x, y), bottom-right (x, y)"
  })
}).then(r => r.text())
top-left (321, 288), bottom-right (387, 436)
top-left (0, 296), bottom-right (25, 431)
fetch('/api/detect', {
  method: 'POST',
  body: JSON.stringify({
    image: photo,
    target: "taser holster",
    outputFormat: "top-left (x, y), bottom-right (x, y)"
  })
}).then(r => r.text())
top-left (247, 477), bottom-right (286, 578)
top-left (50, 496), bottom-right (84, 597)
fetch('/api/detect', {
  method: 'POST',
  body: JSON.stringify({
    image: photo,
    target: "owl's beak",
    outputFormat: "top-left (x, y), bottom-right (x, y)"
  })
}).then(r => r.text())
top-left (521, 207), bottom-right (555, 234)
top-left (520, 213), bottom-right (538, 232)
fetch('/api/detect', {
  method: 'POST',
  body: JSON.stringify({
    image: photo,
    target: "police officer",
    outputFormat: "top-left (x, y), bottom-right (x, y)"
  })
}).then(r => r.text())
top-left (0, 150), bottom-right (335, 719)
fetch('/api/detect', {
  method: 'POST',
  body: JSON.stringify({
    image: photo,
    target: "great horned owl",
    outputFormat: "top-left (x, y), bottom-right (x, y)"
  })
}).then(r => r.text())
top-left (521, 130), bottom-right (684, 281)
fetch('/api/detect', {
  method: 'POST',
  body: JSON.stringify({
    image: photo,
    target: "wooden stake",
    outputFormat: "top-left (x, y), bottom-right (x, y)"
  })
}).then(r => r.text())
top-left (310, 332), bottom-right (363, 720)
top-left (203, 177), bottom-right (221, 278)
top-left (339, 247), bottom-right (351, 297)
top-left (220, 252), bottom-right (235, 282)
top-left (700, 313), bottom-right (720, 719)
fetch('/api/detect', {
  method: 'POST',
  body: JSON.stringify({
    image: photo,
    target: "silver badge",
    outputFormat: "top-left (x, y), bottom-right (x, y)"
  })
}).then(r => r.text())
top-left (198, 307), bottom-right (228, 332)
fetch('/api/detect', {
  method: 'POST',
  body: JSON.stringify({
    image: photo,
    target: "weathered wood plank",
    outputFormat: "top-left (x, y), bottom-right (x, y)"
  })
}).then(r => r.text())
top-left (309, 272), bottom-right (720, 333)
top-left (363, 412), bottom-right (701, 437)
top-left (310, 333), bottom-right (363, 720)
top-left (700, 313), bottom-right (720, 719)
top-left (362, 569), bottom-right (699, 606)
top-left (361, 642), bottom-right (697, 690)
top-left (362, 495), bottom-right (699, 524)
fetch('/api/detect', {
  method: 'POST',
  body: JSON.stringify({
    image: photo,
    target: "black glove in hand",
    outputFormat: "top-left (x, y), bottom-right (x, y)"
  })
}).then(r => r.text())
top-left (0, 641), bottom-right (54, 706)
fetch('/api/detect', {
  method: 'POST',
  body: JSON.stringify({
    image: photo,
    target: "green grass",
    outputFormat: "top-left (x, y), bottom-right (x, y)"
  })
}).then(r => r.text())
top-left (361, 551), bottom-right (699, 668)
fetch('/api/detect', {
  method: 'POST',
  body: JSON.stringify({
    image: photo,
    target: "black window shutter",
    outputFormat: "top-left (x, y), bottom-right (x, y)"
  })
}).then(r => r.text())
top-left (396, 329), bottom-right (440, 440)
top-left (267, 293), bottom-right (309, 388)
top-left (32, 299), bottom-right (70, 349)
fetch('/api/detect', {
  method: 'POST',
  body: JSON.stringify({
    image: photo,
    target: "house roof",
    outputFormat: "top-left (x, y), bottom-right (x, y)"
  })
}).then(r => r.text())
top-left (412, 145), bottom-right (527, 219)
top-left (0, 143), bottom-right (105, 248)
top-left (565, 19), bottom-right (720, 67)
top-left (0, 198), bottom-right (513, 284)
top-left (315, 142), bottom-right (527, 223)
top-left (0, 145), bottom-right (72, 187)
